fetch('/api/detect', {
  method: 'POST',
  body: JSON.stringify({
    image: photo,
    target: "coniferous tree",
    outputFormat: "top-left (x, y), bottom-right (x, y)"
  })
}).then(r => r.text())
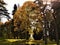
top-left (12, 4), bottom-right (17, 15)
top-left (0, 0), bottom-right (10, 38)
top-left (0, 0), bottom-right (10, 22)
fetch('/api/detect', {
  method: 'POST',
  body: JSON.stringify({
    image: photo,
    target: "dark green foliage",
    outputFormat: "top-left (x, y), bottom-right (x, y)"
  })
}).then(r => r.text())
top-left (12, 4), bottom-right (17, 15)
top-left (0, 0), bottom-right (10, 21)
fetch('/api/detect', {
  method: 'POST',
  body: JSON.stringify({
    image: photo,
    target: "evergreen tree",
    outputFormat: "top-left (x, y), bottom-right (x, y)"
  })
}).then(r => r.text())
top-left (0, 0), bottom-right (10, 22)
top-left (12, 4), bottom-right (17, 15)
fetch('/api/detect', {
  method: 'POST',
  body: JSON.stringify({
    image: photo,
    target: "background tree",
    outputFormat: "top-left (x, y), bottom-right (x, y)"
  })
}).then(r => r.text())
top-left (34, 0), bottom-right (55, 44)
top-left (4, 19), bottom-right (14, 38)
top-left (49, 2), bottom-right (60, 45)
top-left (0, 22), bottom-right (3, 37)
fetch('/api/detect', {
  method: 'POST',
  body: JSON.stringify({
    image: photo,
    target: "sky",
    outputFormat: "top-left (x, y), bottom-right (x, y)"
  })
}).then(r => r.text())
top-left (4, 0), bottom-right (35, 14)
top-left (1, 0), bottom-right (35, 23)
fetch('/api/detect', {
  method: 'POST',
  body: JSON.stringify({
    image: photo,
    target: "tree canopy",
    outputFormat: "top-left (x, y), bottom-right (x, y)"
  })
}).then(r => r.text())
top-left (14, 1), bottom-right (43, 32)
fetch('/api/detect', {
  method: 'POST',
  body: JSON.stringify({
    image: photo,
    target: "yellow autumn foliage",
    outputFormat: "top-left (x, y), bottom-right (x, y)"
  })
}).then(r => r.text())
top-left (14, 1), bottom-right (43, 32)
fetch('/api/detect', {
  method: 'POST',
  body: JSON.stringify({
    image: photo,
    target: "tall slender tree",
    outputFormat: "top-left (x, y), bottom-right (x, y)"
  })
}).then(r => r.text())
top-left (12, 4), bottom-right (17, 15)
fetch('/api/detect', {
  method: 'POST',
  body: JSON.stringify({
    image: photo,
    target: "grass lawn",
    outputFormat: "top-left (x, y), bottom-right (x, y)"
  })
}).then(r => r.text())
top-left (0, 38), bottom-right (58, 45)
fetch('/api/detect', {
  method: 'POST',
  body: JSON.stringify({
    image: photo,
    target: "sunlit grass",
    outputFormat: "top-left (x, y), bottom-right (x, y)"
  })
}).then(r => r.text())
top-left (6, 39), bottom-right (19, 42)
top-left (5, 39), bottom-right (26, 42)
